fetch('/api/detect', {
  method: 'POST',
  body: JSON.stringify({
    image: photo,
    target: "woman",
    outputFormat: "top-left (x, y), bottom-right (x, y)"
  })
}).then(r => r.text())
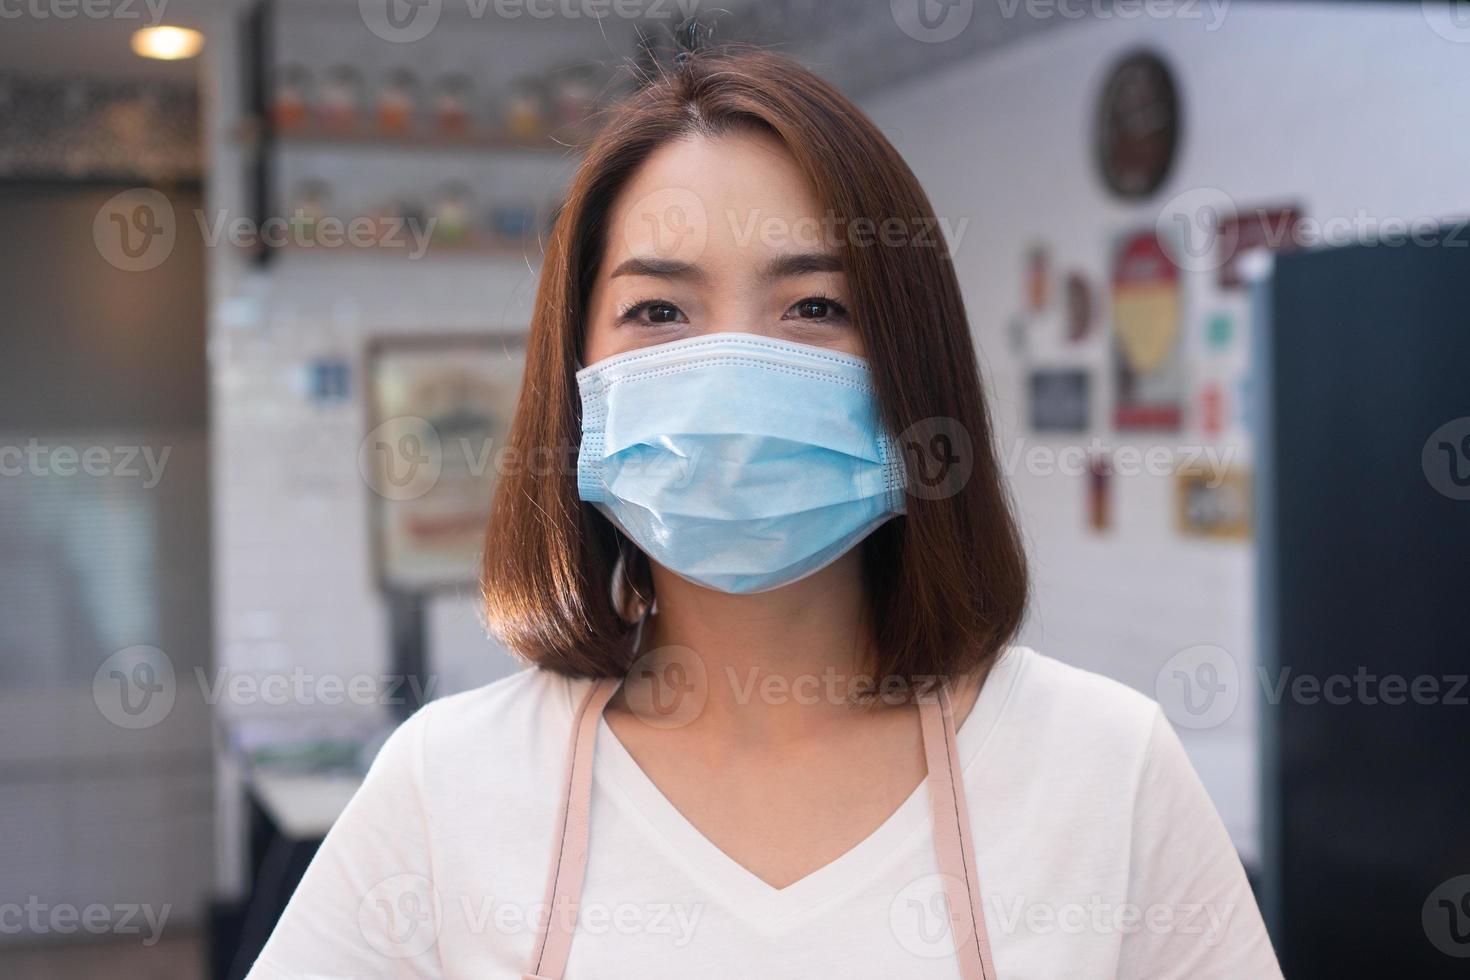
top-left (248, 47), bottom-right (1281, 978)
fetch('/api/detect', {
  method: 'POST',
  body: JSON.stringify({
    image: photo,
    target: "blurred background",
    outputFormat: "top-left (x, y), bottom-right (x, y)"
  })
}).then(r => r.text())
top-left (1, 0), bottom-right (1468, 977)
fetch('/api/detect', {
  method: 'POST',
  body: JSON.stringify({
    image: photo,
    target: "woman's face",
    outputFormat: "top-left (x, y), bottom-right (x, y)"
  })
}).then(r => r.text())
top-left (584, 128), bottom-right (864, 365)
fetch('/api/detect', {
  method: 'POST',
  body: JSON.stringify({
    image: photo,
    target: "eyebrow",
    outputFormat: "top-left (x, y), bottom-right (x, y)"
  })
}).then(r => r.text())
top-left (761, 251), bottom-right (844, 280)
top-left (606, 251), bottom-right (844, 282)
top-left (608, 256), bottom-right (705, 280)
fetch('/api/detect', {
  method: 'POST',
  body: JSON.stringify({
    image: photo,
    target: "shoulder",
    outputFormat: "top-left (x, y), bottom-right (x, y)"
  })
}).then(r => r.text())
top-left (352, 667), bottom-right (589, 812)
top-left (407, 666), bottom-right (597, 780)
top-left (1003, 646), bottom-right (1162, 736)
top-left (363, 668), bottom-right (599, 866)
top-left (985, 646), bottom-right (1168, 783)
top-left (416, 664), bottom-right (585, 741)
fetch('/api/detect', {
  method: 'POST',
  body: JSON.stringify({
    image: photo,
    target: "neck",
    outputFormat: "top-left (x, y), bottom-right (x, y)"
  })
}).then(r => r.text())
top-left (639, 549), bottom-right (877, 741)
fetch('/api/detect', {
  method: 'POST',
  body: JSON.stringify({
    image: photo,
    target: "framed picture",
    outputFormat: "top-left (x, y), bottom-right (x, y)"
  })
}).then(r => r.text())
top-left (1112, 229), bottom-right (1184, 431)
top-left (1028, 369), bottom-right (1091, 433)
top-left (1094, 50), bottom-right (1181, 201)
top-left (363, 334), bottom-right (527, 593)
top-left (1177, 462), bottom-right (1252, 540)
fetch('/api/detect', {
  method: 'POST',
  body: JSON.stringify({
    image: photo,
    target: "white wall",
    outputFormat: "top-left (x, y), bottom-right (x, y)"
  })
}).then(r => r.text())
top-left (202, 0), bottom-right (1470, 884)
top-left (860, 1), bottom-right (1470, 865)
top-left (201, 5), bottom-right (608, 894)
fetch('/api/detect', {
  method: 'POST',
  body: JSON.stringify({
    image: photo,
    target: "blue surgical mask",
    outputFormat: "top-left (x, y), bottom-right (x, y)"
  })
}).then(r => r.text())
top-left (576, 332), bottom-right (907, 594)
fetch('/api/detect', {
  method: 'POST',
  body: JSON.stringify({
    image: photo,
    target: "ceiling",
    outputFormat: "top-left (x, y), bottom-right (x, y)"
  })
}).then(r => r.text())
top-left (0, 0), bottom-right (1075, 93)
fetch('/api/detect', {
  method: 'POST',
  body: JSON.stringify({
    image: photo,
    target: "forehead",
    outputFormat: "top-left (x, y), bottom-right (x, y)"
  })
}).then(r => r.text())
top-left (605, 128), bottom-right (832, 270)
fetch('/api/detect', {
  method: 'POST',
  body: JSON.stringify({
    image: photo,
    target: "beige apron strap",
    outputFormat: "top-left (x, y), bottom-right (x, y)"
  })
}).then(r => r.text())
top-left (919, 683), bottom-right (999, 980)
top-left (527, 676), bottom-right (999, 980)
top-left (523, 677), bottom-right (620, 980)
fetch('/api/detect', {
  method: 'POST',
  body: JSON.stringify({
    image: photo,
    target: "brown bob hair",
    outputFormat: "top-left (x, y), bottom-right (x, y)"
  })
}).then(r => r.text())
top-left (482, 46), bottom-right (1027, 681)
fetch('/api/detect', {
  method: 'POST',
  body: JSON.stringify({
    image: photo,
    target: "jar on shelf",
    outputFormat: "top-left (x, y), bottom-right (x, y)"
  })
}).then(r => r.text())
top-left (433, 73), bottom-right (473, 136)
top-left (549, 64), bottom-right (599, 131)
top-left (488, 201), bottom-right (536, 245)
top-left (272, 65), bottom-right (312, 130)
top-left (383, 195), bottom-right (428, 244)
top-left (432, 183), bottom-right (475, 247)
top-left (377, 68), bottom-right (421, 135)
top-left (289, 179), bottom-right (331, 246)
top-left (503, 77), bottom-right (547, 143)
top-left (319, 66), bottom-right (365, 132)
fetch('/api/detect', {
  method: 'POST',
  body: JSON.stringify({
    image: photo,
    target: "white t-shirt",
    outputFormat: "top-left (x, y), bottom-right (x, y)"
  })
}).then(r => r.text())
top-left (247, 647), bottom-right (1281, 979)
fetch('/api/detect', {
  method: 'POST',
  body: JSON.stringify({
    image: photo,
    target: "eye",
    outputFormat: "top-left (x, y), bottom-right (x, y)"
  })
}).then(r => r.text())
top-left (783, 296), bottom-right (850, 323)
top-left (618, 299), bottom-right (687, 326)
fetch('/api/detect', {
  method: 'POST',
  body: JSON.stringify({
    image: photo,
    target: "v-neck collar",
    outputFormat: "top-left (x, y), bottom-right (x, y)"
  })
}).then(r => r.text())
top-left (585, 647), bottom-right (1030, 933)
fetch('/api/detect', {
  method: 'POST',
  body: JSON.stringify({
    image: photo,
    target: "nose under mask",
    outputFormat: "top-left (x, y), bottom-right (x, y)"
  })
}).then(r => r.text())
top-left (575, 332), bottom-right (907, 595)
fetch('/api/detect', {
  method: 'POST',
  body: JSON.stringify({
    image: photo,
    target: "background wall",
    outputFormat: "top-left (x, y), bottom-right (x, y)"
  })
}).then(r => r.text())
top-left (200, 0), bottom-right (1470, 896)
top-left (860, 0), bottom-right (1470, 866)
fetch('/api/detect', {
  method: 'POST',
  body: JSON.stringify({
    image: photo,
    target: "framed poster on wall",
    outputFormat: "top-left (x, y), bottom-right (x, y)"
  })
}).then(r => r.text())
top-left (362, 334), bottom-right (527, 593)
top-left (1028, 369), bottom-right (1091, 432)
top-left (1111, 229), bottom-right (1184, 430)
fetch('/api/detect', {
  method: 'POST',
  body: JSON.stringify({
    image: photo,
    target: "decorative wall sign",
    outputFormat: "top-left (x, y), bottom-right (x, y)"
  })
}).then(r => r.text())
top-left (1094, 51), bottom-right (1181, 201)
top-left (1205, 311), bottom-right (1234, 351)
top-left (1177, 463), bottom-right (1252, 540)
top-left (1219, 205), bottom-right (1302, 289)
top-left (1026, 244), bottom-right (1050, 313)
top-left (1112, 231), bottom-right (1184, 430)
top-left (305, 357), bottom-right (351, 404)
top-left (1200, 381), bottom-right (1225, 437)
top-left (1088, 453), bottom-right (1113, 532)
top-left (1065, 271), bottom-right (1094, 342)
top-left (1029, 369), bottom-right (1091, 433)
top-left (1007, 315), bottom-right (1029, 357)
top-left (364, 335), bottom-right (526, 593)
